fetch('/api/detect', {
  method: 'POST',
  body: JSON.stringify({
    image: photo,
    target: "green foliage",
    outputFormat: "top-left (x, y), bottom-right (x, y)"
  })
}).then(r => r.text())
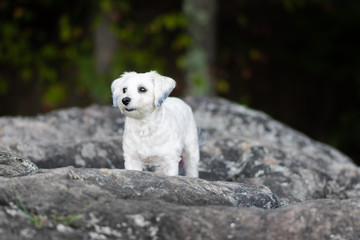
top-left (11, 192), bottom-right (43, 229)
top-left (51, 214), bottom-right (84, 226)
top-left (42, 84), bottom-right (66, 108)
top-left (74, 4), bottom-right (186, 103)
top-left (150, 13), bottom-right (187, 33)
top-left (0, 0), bottom-right (189, 112)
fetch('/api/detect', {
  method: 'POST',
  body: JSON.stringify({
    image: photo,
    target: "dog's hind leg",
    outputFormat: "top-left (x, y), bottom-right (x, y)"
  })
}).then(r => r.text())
top-left (182, 129), bottom-right (200, 177)
top-left (182, 146), bottom-right (199, 177)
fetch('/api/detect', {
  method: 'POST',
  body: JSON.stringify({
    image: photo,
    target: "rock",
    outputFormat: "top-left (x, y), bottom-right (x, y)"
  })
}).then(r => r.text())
top-left (0, 152), bottom-right (38, 177)
top-left (185, 97), bottom-right (360, 204)
top-left (0, 167), bottom-right (279, 209)
top-left (1, 97), bottom-right (359, 204)
top-left (0, 105), bottom-right (125, 169)
top-left (0, 167), bottom-right (278, 239)
top-left (1, 96), bottom-right (360, 239)
top-left (1, 167), bottom-right (360, 240)
top-left (0, 168), bottom-right (359, 239)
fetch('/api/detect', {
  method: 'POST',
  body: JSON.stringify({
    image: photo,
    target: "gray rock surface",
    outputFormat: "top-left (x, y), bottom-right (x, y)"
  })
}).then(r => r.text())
top-left (0, 106), bottom-right (124, 169)
top-left (0, 167), bottom-right (359, 239)
top-left (0, 166), bottom-right (360, 240)
top-left (186, 97), bottom-right (360, 204)
top-left (1, 96), bottom-right (360, 239)
top-left (2, 166), bottom-right (280, 208)
top-left (0, 165), bottom-right (279, 239)
top-left (0, 152), bottom-right (38, 177)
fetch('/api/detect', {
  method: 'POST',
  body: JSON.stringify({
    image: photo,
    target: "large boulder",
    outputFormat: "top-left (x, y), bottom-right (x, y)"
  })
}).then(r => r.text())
top-left (0, 165), bottom-right (359, 239)
top-left (1, 97), bottom-right (359, 204)
top-left (1, 96), bottom-right (360, 239)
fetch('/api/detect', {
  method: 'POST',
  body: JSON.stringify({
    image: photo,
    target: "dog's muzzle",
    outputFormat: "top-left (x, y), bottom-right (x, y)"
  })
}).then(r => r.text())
top-left (122, 97), bottom-right (131, 106)
top-left (122, 97), bottom-right (135, 112)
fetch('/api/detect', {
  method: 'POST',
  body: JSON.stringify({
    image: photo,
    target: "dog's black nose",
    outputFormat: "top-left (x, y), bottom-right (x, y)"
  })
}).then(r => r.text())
top-left (122, 97), bottom-right (131, 106)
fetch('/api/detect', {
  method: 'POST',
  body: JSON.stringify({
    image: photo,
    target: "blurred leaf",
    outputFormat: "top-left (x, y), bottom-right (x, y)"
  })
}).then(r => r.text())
top-left (193, 74), bottom-right (206, 88)
top-left (216, 79), bottom-right (230, 94)
top-left (20, 68), bottom-right (32, 82)
top-left (63, 46), bottom-right (77, 59)
top-left (41, 45), bottom-right (57, 60)
top-left (176, 55), bottom-right (186, 69)
top-left (38, 64), bottom-right (57, 83)
top-left (99, 0), bottom-right (112, 13)
top-left (115, 1), bottom-right (130, 12)
top-left (150, 13), bottom-right (187, 33)
top-left (172, 34), bottom-right (191, 50)
top-left (2, 23), bottom-right (17, 37)
top-left (42, 84), bottom-right (66, 108)
top-left (0, 78), bottom-right (8, 96)
top-left (59, 15), bottom-right (71, 42)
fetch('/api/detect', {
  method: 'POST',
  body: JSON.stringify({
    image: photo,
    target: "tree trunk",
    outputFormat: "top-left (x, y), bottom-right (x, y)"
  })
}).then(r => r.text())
top-left (94, 13), bottom-right (117, 75)
top-left (183, 0), bottom-right (217, 96)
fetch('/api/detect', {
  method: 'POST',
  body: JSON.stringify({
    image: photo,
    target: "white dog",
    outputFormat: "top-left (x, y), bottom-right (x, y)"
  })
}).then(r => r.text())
top-left (111, 71), bottom-right (199, 177)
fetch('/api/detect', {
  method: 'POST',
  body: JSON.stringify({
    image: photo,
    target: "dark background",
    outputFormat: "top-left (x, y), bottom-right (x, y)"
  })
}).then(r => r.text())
top-left (0, 0), bottom-right (359, 164)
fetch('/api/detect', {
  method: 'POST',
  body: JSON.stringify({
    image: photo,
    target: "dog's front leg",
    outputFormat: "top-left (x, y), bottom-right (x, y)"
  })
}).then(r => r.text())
top-left (125, 160), bottom-right (143, 171)
top-left (124, 154), bottom-right (143, 171)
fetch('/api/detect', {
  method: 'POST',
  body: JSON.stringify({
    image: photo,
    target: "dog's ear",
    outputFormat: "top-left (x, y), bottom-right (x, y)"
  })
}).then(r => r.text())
top-left (151, 71), bottom-right (176, 107)
top-left (111, 72), bottom-right (136, 108)
top-left (111, 79), bottom-right (120, 108)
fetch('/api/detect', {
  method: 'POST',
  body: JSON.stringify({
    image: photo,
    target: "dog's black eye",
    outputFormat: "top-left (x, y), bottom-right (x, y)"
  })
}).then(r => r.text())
top-left (123, 88), bottom-right (127, 93)
top-left (139, 87), bottom-right (147, 93)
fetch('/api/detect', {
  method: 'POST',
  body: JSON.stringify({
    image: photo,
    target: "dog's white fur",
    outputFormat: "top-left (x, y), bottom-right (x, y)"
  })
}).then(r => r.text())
top-left (111, 71), bottom-right (199, 177)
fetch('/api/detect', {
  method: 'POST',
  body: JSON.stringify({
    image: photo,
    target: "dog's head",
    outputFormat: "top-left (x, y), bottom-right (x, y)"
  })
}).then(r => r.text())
top-left (111, 71), bottom-right (176, 119)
